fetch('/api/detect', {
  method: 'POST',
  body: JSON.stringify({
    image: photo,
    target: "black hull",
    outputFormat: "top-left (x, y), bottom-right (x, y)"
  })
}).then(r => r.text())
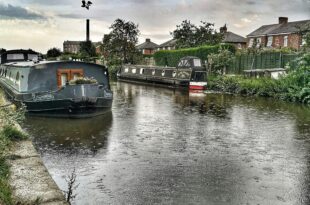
top-left (24, 98), bottom-right (113, 118)
top-left (0, 82), bottom-right (113, 118)
top-left (117, 76), bottom-right (190, 88)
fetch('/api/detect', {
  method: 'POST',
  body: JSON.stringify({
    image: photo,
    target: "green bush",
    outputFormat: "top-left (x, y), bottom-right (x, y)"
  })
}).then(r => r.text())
top-left (154, 44), bottom-right (235, 67)
top-left (1, 125), bottom-right (27, 141)
top-left (0, 157), bottom-right (12, 205)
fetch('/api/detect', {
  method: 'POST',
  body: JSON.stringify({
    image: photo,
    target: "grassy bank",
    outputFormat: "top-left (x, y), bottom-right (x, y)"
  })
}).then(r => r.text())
top-left (0, 126), bottom-right (27, 205)
top-left (208, 72), bottom-right (310, 105)
top-left (0, 91), bottom-right (27, 205)
top-left (208, 53), bottom-right (310, 105)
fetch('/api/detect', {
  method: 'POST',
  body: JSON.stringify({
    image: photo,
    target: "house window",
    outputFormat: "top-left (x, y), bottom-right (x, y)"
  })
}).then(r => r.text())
top-left (248, 38), bottom-right (254, 47)
top-left (267, 36), bottom-right (273, 47)
top-left (57, 69), bottom-right (84, 88)
top-left (237, 43), bottom-right (242, 49)
top-left (284, 36), bottom-right (288, 47)
top-left (256, 38), bottom-right (262, 48)
top-left (301, 35), bottom-right (306, 46)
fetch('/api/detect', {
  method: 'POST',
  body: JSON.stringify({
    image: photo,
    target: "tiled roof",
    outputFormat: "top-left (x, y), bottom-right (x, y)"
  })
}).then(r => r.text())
top-left (157, 39), bottom-right (177, 48)
top-left (136, 41), bottom-right (158, 50)
top-left (248, 20), bottom-right (310, 37)
top-left (223, 32), bottom-right (246, 43)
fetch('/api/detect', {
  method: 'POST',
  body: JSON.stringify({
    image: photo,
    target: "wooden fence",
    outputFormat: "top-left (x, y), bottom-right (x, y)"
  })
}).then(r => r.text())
top-left (227, 52), bottom-right (300, 74)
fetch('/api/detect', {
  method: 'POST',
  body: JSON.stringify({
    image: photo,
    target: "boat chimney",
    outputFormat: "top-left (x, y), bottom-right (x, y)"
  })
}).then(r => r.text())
top-left (86, 19), bottom-right (90, 42)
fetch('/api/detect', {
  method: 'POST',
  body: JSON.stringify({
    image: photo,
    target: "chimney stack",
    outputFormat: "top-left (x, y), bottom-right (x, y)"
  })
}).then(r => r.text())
top-left (279, 17), bottom-right (288, 24)
top-left (220, 24), bottom-right (228, 33)
top-left (86, 19), bottom-right (90, 42)
top-left (146, 38), bottom-right (151, 43)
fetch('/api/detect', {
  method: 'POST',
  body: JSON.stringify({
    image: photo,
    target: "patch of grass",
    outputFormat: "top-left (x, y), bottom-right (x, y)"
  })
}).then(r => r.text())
top-left (0, 157), bottom-right (12, 205)
top-left (0, 125), bottom-right (27, 204)
top-left (1, 125), bottom-right (28, 141)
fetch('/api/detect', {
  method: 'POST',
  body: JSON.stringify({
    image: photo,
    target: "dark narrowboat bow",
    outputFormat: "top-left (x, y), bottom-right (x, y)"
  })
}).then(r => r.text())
top-left (0, 49), bottom-right (113, 118)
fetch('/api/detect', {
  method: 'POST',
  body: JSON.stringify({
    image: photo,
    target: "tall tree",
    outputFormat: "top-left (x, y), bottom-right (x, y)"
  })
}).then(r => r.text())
top-left (46, 47), bottom-right (62, 58)
top-left (102, 19), bottom-right (140, 64)
top-left (79, 41), bottom-right (96, 58)
top-left (171, 20), bottom-right (223, 49)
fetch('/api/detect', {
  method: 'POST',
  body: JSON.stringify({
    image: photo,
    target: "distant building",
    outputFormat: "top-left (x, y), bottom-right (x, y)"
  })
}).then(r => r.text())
top-left (247, 17), bottom-right (310, 49)
top-left (157, 39), bottom-right (177, 51)
top-left (220, 25), bottom-right (247, 49)
top-left (136, 39), bottom-right (158, 55)
top-left (63, 41), bottom-right (82, 54)
top-left (63, 41), bottom-right (102, 54)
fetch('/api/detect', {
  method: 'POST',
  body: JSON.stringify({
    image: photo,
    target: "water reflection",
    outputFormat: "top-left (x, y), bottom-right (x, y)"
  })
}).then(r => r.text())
top-left (24, 111), bottom-right (113, 155)
top-left (24, 82), bottom-right (310, 205)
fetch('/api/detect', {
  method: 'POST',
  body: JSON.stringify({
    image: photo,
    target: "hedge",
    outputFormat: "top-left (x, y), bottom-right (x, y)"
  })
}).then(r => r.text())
top-left (154, 44), bottom-right (236, 67)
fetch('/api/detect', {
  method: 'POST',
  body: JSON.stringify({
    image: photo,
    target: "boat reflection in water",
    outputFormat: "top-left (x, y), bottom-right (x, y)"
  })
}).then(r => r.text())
top-left (24, 111), bottom-right (113, 155)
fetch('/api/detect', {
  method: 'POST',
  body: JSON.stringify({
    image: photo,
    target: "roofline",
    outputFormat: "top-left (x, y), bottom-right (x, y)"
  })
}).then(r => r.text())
top-left (247, 32), bottom-right (298, 38)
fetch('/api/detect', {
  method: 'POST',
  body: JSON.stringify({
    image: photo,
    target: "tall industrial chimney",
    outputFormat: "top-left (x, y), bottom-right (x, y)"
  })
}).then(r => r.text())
top-left (86, 19), bottom-right (90, 42)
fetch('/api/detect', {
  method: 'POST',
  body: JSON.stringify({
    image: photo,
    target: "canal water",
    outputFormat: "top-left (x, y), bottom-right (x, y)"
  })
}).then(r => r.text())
top-left (24, 82), bottom-right (310, 205)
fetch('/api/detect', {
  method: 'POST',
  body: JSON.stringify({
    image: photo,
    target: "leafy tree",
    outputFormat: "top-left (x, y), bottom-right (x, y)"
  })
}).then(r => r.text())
top-left (79, 41), bottom-right (96, 58)
top-left (46, 47), bottom-right (62, 58)
top-left (208, 48), bottom-right (235, 75)
top-left (101, 19), bottom-right (140, 64)
top-left (171, 20), bottom-right (223, 49)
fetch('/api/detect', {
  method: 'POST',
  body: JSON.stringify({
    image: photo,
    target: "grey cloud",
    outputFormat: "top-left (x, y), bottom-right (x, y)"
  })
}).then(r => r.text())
top-left (0, 3), bottom-right (45, 19)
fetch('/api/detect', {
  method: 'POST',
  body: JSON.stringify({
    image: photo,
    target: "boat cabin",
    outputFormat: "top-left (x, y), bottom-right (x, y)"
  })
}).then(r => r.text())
top-left (0, 49), bottom-right (39, 64)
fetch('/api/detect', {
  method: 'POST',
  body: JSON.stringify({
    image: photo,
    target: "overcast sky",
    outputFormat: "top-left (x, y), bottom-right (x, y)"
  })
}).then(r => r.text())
top-left (0, 0), bottom-right (309, 53)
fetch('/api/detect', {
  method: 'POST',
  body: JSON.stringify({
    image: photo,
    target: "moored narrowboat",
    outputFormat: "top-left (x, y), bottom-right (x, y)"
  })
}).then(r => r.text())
top-left (0, 49), bottom-right (113, 118)
top-left (117, 56), bottom-right (208, 90)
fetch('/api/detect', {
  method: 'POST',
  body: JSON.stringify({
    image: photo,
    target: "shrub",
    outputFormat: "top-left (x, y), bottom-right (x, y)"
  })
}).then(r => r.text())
top-left (154, 44), bottom-right (235, 67)
top-left (0, 125), bottom-right (27, 141)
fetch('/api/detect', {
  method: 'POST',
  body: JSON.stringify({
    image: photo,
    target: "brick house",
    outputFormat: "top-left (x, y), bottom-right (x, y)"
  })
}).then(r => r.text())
top-left (247, 17), bottom-right (310, 49)
top-left (220, 25), bottom-right (247, 49)
top-left (156, 39), bottom-right (177, 51)
top-left (136, 39), bottom-right (158, 55)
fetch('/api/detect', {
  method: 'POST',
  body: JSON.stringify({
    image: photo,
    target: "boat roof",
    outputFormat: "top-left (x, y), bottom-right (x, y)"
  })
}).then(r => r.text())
top-left (2, 60), bottom-right (107, 69)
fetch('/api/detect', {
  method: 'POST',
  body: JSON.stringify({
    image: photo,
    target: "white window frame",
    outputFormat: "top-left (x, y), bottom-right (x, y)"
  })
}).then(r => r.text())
top-left (248, 38), bottom-right (254, 47)
top-left (267, 36), bottom-right (273, 47)
top-left (283, 36), bottom-right (288, 47)
top-left (256, 38), bottom-right (262, 48)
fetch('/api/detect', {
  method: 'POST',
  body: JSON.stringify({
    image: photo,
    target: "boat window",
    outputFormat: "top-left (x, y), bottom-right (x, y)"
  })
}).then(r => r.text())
top-left (172, 71), bottom-right (177, 78)
top-left (152, 69), bottom-right (155, 75)
top-left (28, 54), bottom-right (38, 61)
top-left (140, 68), bottom-right (144, 75)
top-left (125, 68), bottom-right (129, 73)
top-left (178, 59), bottom-right (190, 67)
top-left (161, 70), bottom-right (165, 77)
top-left (193, 72), bottom-right (206, 82)
top-left (72, 73), bottom-right (80, 80)
top-left (132, 68), bottom-right (136, 74)
top-left (193, 59), bottom-right (202, 67)
top-left (57, 69), bottom-right (84, 88)
top-left (7, 54), bottom-right (24, 60)
top-left (15, 72), bottom-right (20, 85)
top-left (61, 73), bottom-right (68, 86)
